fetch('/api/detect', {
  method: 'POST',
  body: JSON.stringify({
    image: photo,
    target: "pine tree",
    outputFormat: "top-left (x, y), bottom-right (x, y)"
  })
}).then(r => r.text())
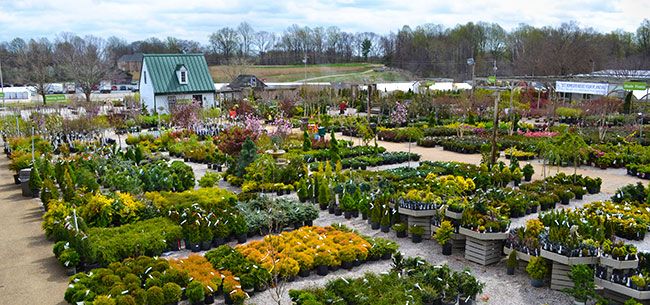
top-left (329, 130), bottom-right (340, 163)
top-left (61, 168), bottom-right (76, 202)
top-left (303, 130), bottom-right (312, 151)
top-left (29, 166), bottom-right (42, 195)
top-left (236, 137), bottom-right (258, 177)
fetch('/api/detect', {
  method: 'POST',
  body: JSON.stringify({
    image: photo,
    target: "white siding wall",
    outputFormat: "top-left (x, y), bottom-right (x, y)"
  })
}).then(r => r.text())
top-left (154, 93), bottom-right (216, 114)
top-left (138, 61), bottom-right (156, 113)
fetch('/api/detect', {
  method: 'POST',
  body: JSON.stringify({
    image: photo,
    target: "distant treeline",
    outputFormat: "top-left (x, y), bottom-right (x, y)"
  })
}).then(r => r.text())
top-left (1, 20), bottom-right (649, 84)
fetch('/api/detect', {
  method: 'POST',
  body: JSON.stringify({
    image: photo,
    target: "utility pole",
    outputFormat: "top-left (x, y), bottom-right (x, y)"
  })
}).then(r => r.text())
top-left (490, 60), bottom-right (499, 165)
top-left (0, 55), bottom-right (4, 108)
top-left (467, 58), bottom-right (475, 100)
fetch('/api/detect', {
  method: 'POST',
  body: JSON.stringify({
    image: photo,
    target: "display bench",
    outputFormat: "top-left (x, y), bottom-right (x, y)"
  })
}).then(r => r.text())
top-left (595, 277), bottom-right (650, 305)
top-left (459, 227), bottom-right (507, 266)
top-left (540, 249), bottom-right (599, 291)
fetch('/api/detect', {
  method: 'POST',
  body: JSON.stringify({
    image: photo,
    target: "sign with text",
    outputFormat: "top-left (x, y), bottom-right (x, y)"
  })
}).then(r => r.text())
top-left (624, 82), bottom-right (647, 91)
top-left (45, 94), bottom-right (67, 102)
top-left (556, 81), bottom-right (608, 95)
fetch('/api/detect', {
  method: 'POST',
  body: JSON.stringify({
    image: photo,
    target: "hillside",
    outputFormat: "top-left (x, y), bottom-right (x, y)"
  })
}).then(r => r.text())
top-left (209, 63), bottom-right (414, 83)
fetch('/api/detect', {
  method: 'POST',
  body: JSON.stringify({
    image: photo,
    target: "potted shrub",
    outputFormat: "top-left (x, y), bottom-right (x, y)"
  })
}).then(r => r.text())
top-left (162, 282), bottom-right (182, 305)
top-left (186, 281), bottom-right (205, 305)
top-left (421, 286), bottom-right (441, 305)
top-left (146, 286), bottom-right (165, 305)
top-left (29, 166), bottom-right (42, 198)
top-left (231, 216), bottom-right (249, 244)
top-left (526, 256), bottom-right (548, 287)
top-left (506, 250), bottom-right (517, 275)
top-left (556, 187), bottom-right (574, 205)
top-left (392, 223), bottom-right (408, 238)
top-left (409, 225), bottom-right (424, 243)
top-left (296, 179), bottom-right (309, 203)
top-left (564, 264), bottom-right (596, 305)
top-left (370, 204), bottom-right (381, 230)
top-left (571, 186), bottom-right (587, 200)
top-left (523, 163), bottom-right (534, 182)
top-left (380, 211), bottom-right (391, 233)
top-left (435, 220), bottom-right (454, 255)
top-left (458, 269), bottom-right (485, 305)
top-left (631, 275), bottom-right (646, 290)
top-left (58, 248), bottom-right (80, 275)
top-left (339, 247), bottom-right (356, 270)
top-left (314, 250), bottom-right (334, 276)
top-left (512, 167), bottom-right (523, 186)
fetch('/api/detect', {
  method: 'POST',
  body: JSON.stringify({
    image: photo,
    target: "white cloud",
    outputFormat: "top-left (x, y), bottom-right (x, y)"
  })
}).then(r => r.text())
top-left (0, 0), bottom-right (647, 43)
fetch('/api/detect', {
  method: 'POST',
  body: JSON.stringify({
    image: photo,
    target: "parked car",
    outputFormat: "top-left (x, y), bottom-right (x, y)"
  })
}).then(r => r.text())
top-left (131, 85), bottom-right (139, 92)
top-left (111, 85), bottom-right (117, 91)
top-left (99, 85), bottom-right (112, 94)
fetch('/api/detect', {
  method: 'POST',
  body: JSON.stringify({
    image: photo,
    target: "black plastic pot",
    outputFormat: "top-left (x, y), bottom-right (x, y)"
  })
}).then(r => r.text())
top-left (575, 193), bottom-right (583, 200)
top-left (371, 222), bottom-right (380, 230)
top-left (299, 269), bottom-right (310, 277)
top-left (13, 174), bottom-right (20, 185)
top-left (344, 211), bottom-right (352, 219)
top-left (294, 222), bottom-right (302, 230)
top-left (362, 213), bottom-right (368, 220)
top-left (560, 198), bottom-right (570, 205)
top-left (411, 234), bottom-right (423, 243)
top-left (352, 210), bottom-right (359, 218)
top-left (304, 220), bottom-right (313, 226)
top-left (237, 234), bottom-right (247, 244)
top-left (341, 261), bottom-right (354, 270)
top-left (381, 252), bottom-right (392, 260)
top-left (204, 293), bottom-right (215, 304)
top-left (201, 241), bottom-right (212, 251)
top-left (530, 279), bottom-right (544, 287)
top-left (396, 231), bottom-right (408, 238)
top-left (334, 208), bottom-right (342, 216)
top-left (507, 266), bottom-right (515, 275)
top-left (316, 265), bottom-right (329, 276)
top-left (442, 243), bottom-right (452, 255)
top-left (524, 175), bottom-right (532, 182)
top-left (212, 237), bottom-right (226, 247)
top-left (189, 243), bottom-right (201, 252)
top-left (380, 225), bottom-right (390, 233)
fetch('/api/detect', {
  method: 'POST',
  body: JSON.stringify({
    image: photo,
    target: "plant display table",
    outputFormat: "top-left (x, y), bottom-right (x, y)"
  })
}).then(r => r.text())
top-left (502, 246), bottom-right (535, 262)
top-left (595, 277), bottom-right (650, 304)
top-left (540, 249), bottom-right (599, 291)
top-left (459, 227), bottom-right (507, 265)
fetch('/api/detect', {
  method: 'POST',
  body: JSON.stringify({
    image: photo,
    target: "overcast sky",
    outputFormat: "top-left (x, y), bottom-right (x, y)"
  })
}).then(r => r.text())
top-left (0, 0), bottom-right (647, 43)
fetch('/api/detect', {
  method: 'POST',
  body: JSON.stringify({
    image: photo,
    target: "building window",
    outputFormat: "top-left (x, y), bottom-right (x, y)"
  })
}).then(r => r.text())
top-left (180, 71), bottom-right (187, 83)
top-left (168, 95), bottom-right (177, 111)
top-left (144, 71), bottom-right (147, 84)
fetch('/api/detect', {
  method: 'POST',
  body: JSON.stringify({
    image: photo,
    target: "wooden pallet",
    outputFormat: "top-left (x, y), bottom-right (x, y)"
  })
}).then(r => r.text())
top-left (464, 237), bottom-right (503, 265)
top-left (550, 262), bottom-right (573, 291)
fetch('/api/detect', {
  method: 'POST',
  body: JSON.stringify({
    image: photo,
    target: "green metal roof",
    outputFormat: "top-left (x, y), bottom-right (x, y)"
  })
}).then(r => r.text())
top-left (142, 54), bottom-right (215, 95)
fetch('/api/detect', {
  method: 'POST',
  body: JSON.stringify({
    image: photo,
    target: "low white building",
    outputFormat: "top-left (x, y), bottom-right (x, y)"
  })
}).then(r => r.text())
top-left (139, 54), bottom-right (216, 113)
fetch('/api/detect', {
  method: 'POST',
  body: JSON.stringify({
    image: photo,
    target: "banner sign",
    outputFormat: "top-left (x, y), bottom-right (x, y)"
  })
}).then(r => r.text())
top-left (624, 82), bottom-right (647, 91)
top-left (487, 76), bottom-right (496, 84)
top-left (556, 81), bottom-right (608, 95)
top-left (45, 94), bottom-right (67, 102)
top-left (0, 92), bottom-right (4, 98)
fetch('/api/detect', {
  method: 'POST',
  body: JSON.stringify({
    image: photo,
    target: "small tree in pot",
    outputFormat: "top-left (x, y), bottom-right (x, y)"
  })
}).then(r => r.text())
top-left (435, 220), bottom-right (454, 255)
top-left (564, 264), bottom-right (596, 305)
top-left (186, 281), bottom-right (205, 305)
top-left (523, 163), bottom-right (534, 181)
top-left (409, 225), bottom-right (424, 243)
top-left (457, 268), bottom-right (485, 305)
top-left (506, 250), bottom-right (517, 275)
top-left (380, 211), bottom-right (391, 233)
top-left (526, 256), bottom-right (548, 287)
top-left (392, 223), bottom-right (407, 238)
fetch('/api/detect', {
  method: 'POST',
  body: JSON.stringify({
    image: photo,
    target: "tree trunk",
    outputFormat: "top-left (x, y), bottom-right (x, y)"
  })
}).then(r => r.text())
top-left (41, 92), bottom-right (47, 105)
top-left (85, 90), bottom-right (91, 103)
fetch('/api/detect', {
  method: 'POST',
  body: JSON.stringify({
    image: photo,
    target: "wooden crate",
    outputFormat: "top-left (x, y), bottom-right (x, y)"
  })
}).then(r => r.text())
top-left (550, 262), bottom-right (573, 291)
top-left (596, 277), bottom-right (650, 303)
top-left (464, 237), bottom-right (503, 266)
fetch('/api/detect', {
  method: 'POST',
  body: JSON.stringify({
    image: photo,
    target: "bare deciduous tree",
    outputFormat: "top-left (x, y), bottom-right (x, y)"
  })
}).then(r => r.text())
top-left (17, 38), bottom-right (56, 104)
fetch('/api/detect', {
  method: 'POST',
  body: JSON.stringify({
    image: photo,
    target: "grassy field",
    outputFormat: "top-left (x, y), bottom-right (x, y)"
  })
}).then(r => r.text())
top-left (209, 63), bottom-right (413, 83)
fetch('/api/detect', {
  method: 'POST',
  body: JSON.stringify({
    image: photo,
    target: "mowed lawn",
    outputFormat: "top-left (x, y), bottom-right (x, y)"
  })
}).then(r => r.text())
top-left (210, 63), bottom-right (384, 82)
